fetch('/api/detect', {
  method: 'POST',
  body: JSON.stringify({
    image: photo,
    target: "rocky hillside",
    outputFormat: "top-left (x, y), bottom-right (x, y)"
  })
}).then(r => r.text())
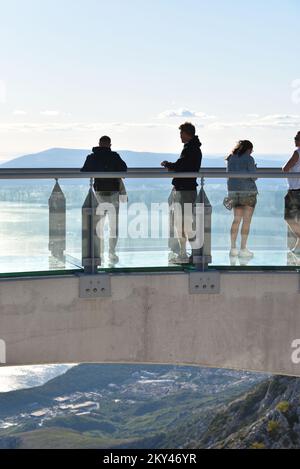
top-left (0, 364), bottom-right (264, 449)
top-left (189, 376), bottom-right (300, 449)
top-left (2, 364), bottom-right (299, 449)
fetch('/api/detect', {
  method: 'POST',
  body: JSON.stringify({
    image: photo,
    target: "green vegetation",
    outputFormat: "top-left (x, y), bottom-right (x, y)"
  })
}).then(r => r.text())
top-left (276, 401), bottom-right (290, 413)
top-left (14, 427), bottom-right (138, 450)
top-left (0, 364), bottom-right (265, 449)
top-left (251, 442), bottom-right (266, 449)
top-left (267, 420), bottom-right (280, 434)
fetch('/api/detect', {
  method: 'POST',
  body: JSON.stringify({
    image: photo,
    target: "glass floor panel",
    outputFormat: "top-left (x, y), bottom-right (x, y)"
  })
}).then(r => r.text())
top-left (0, 249), bottom-right (299, 275)
top-left (0, 255), bottom-right (81, 274)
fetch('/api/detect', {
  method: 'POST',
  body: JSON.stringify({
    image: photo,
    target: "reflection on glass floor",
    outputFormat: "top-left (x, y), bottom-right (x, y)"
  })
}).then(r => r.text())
top-left (0, 249), bottom-right (299, 275)
top-left (0, 255), bottom-right (81, 274)
top-left (212, 250), bottom-right (300, 267)
top-left (101, 249), bottom-right (300, 269)
top-left (101, 250), bottom-right (171, 269)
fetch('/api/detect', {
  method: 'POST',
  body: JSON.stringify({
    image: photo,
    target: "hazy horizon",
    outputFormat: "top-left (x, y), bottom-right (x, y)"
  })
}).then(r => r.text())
top-left (0, 146), bottom-right (290, 165)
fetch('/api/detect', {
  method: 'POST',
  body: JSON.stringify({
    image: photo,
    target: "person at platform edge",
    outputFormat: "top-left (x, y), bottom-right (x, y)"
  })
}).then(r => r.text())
top-left (81, 136), bottom-right (127, 265)
top-left (161, 122), bottom-right (202, 264)
top-left (225, 140), bottom-right (258, 260)
top-left (283, 131), bottom-right (300, 255)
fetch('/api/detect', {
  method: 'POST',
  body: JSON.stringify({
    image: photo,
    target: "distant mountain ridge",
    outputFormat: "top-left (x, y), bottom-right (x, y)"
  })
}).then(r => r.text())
top-left (0, 148), bottom-right (285, 169)
top-left (0, 148), bottom-right (180, 169)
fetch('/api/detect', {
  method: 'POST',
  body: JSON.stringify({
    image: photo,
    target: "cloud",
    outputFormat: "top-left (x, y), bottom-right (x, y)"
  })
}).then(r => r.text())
top-left (259, 114), bottom-right (300, 126)
top-left (40, 110), bottom-right (61, 117)
top-left (207, 114), bottom-right (300, 130)
top-left (13, 110), bottom-right (27, 116)
top-left (1, 114), bottom-right (298, 135)
top-left (0, 121), bottom-right (177, 133)
top-left (0, 80), bottom-right (7, 104)
top-left (158, 108), bottom-right (216, 120)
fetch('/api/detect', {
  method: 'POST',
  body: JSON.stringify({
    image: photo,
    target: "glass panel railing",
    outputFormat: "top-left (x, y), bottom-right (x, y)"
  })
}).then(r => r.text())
top-left (205, 177), bottom-right (290, 267)
top-left (89, 177), bottom-right (206, 270)
top-left (61, 180), bottom-right (88, 269)
top-left (104, 178), bottom-right (170, 268)
top-left (0, 168), bottom-right (298, 275)
top-left (0, 179), bottom-right (83, 274)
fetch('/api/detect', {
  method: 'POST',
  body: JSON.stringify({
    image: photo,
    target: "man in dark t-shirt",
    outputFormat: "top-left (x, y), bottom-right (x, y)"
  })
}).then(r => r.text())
top-left (161, 122), bottom-right (202, 264)
top-left (81, 136), bottom-right (127, 265)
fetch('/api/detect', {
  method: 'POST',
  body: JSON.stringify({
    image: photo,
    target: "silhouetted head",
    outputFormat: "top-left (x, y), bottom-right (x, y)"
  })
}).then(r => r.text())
top-left (232, 140), bottom-right (253, 157)
top-left (179, 122), bottom-right (196, 144)
top-left (99, 136), bottom-right (111, 148)
top-left (295, 132), bottom-right (300, 147)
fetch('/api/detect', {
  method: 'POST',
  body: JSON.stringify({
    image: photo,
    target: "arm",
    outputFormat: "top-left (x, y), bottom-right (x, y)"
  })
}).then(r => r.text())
top-left (248, 156), bottom-right (258, 180)
top-left (164, 155), bottom-right (189, 171)
top-left (116, 155), bottom-right (127, 172)
top-left (247, 156), bottom-right (256, 172)
top-left (161, 160), bottom-right (178, 171)
top-left (80, 155), bottom-right (93, 172)
top-left (283, 151), bottom-right (299, 173)
top-left (226, 155), bottom-right (231, 173)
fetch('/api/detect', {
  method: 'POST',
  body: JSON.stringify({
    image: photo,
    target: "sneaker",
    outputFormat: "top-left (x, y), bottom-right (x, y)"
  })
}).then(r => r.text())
top-left (239, 257), bottom-right (252, 266)
top-left (108, 253), bottom-right (119, 264)
top-left (238, 248), bottom-right (254, 258)
top-left (291, 238), bottom-right (300, 251)
top-left (229, 248), bottom-right (239, 257)
top-left (168, 252), bottom-right (180, 264)
top-left (291, 239), bottom-right (300, 255)
top-left (173, 253), bottom-right (190, 265)
top-left (230, 256), bottom-right (238, 266)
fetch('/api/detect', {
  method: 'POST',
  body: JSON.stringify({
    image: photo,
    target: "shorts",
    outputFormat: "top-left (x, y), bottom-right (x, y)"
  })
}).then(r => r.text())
top-left (285, 190), bottom-right (300, 220)
top-left (229, 191), bottom-right (257, 208)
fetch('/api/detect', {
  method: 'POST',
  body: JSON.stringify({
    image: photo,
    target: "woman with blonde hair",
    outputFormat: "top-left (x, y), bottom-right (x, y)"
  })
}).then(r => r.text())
top-left (225, 140), bottom-right (258, 258)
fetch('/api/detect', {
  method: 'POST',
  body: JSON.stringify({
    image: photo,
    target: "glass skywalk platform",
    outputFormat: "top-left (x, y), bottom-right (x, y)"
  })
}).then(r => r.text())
top-left (0, 167), bottom-right (299, 276)
top-left (0, 250), bottom-right (299, 277)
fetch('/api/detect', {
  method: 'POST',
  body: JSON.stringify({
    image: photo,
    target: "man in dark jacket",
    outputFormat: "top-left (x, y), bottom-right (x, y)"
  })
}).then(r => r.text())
top-left (161, 122), bottom-right (202, 264)
top-left (81, 136), bottom-right (127, 265)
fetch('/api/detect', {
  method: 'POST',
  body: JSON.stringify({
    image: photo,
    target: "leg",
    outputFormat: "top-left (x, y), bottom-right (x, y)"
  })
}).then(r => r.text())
top-left (174, 203), bottom-right (187, 255)
top-left (96, 192), bottom-right (107, 257)
top-left (285, 217), bottom-right (300, 239)
top-left (107, 194), bottom-right (120, 255)
top-left (284, 192), bottom-right (300, 244)
top-left (183, 191), bottom-right (197, 248)
top-left (174, 190), bottom-right (196, 256)
top-left (241, 206), bottom-right (255, 250)
top-left (230, 207), bottom-right (243, 249)
top-left (168, 189), bottom-right (181, 255)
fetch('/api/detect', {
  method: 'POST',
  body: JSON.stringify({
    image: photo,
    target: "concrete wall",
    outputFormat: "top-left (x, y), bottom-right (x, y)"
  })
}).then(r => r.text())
top-left (1, 271), bottom-right (300, 376)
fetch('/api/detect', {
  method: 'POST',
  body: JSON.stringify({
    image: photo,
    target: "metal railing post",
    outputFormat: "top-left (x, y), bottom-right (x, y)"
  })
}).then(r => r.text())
top-left (48, 179), bottom-right (66, 263)
top-left (192, 177), bottom-right (212, 271)
top-left (82, 178), bottom-right (101, 274)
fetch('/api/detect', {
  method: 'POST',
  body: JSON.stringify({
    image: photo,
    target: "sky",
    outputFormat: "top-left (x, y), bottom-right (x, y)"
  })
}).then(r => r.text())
top-left (0, 0), bottom-right (300, 161)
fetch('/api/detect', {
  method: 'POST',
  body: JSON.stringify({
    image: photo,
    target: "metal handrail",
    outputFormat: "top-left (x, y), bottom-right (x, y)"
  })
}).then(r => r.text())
top-left (0, 167), bottom-right (297, 179)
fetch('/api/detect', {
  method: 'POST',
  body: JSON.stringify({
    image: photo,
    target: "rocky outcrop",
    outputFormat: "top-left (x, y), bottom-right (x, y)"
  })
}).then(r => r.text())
top-left (190, 376), bottom-right (300, 449)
